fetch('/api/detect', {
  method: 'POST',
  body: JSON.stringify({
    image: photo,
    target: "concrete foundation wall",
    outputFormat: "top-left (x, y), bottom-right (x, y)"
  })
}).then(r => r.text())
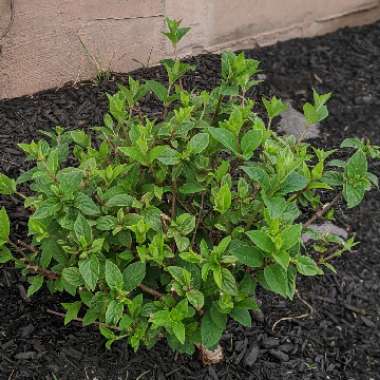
top-left (0, 0), bottom-right (379, 99)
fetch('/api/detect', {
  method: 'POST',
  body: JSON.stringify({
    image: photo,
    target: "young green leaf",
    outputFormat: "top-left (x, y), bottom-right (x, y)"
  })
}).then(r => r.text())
top-left (262, 96), bottom-right (287, 120)
top-left (208, 127), bottom-right (239, 155)
top-left (27, 275), bottom-right (44, 297)
top-left (79, 255), bottom-right (100, 291)
top-left (214, 183), bottom-right (232, 214)
top-left (0, 207), bottom-right (10, 246)
top-left (0, 246), bottom-right (13, 263)
top-left (105, 260), bottom-right (124, 290)
top-left (188, 133), bottom-right (209, 154)
top-left (296, 255), bottom-right (323, 276)
top-left (186, 289), bottom-right (204, 311)
top-left (230, 307), bottom-right (251, 327)
top-left (229, 240), bottom-right (264, 268)
top-left (0, 173), bottom-right (16, 195)
top-left (105, 300), bottom-right (124, 325)
top-left (264, 264), bottom-right (288, 298)
top-left (74, 213), bottom-right (93, 247)
top-left (246, 230), bottom-right (275, 254)
top-left (62, 301), bottom-right (82, 325)
top-left (123, 262), bottom-right (146, 292)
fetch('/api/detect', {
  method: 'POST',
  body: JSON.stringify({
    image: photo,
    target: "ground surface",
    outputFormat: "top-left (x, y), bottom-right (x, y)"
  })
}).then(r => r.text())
top-left (1, 21), bottom-right (380, 380)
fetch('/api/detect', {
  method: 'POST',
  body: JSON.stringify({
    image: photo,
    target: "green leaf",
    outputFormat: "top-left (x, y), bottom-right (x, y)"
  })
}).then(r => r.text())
top-left (345, 150), bottom-right (367, 178)
top-left (62, 301), bottom-right (82, 325)
top-left (246, 230), bottom-right (275, 254)
top-left (82, 308), bottom-right (98, 326)
top-left (220, 268), bottom-right (238, 295)
top-left (149, 145), bottom-right (180, 165)
top-left (229, 240), bottom-right (264, 268)
top-left (264, 264), bottom-right (288, 297)
top-left (231, 307), bottom-right (252, 327)
top-left (303, 91), bottom-right (331, 125)
top-left (146, 80), bottom-right (168, 103)
top-left (105, 260), bottom-right (124, 290)
top-left (40, 239), bottom-right (61, 268)
top-left (262, 96), bottom-right (287, 119)
top-left (0, 173), bottom-right (16, 195)
top-left (119, 146), bottom-right (149, 166)
top-left (241, 165), bottom-right (270, 191)
top-left (119, 315), bottom-right (133, 330)
top-left (214, 183), bottom-right (232, 214)
top-left (186, 289), bottom-right (204, 311)
top-left (263, 195), bottom-right (287, 219)
top-left (75, 193), bottom-right (100, 216)
top-left (105, 300), bottom-right (124, 325)
top-left (178, 182), bottom-right (205, 194)
top-left (188, 133), bottom-right (209, 154)
top-left (286, 265), bottom-right (297, 300)
top-left (174, 233), bottom-right (190, 252)
top-left (340, 138), bottom-right (363, 149)
top-left (343, 182), bottom-right (366, 208)
top-left (175, 213), bottom-right (196, 235)
top-left (62, 267), bottom-right (83, 287)
top-left (96, 215), bottom-right (117, 231)
top-left (57, 168), bottom-right (83, 194)
top-left (208, 127), bottom-right (239, 155)
top-left (0, 246), bottom-right (13, 263)
top-left (123, 262), bottom-right (146, 292)
top-left (0, 207), bottom-right (10, 246)
top-left (296, 255), bottom-right (323, 276)
top-left (240, 129), bottom-right (263, 159)
top-left (281, 172), bottom-right (308, 194)
top-left (74, 213), bottom-right (93, 247)
top-left (171, 299), bottom-right (189, 321)
top-left (79, 255), bottom-right (100, 291)
top-left (272, 249), bottom-right (290, 270)
top-left (70, 130), bottom-right (91, 147)
top-left (171, 321), bottom-right (186, 344)
top-left (151, 309), bottom-right (171, 327)
top-left (167, 266), bottom-right (191, 286)
top-left (105, 194), bottom-right (134, 208)
top-left (201, 306), bottom-right (226, 349)
top-left (281, 224), bottom-right (302, 250)
top-left (27, 275), bottom-right (44, 297)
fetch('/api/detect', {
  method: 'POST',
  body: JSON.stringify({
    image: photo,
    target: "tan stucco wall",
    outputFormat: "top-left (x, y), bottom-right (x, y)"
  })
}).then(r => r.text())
top-left (0, 0), bottom-right (379, 99)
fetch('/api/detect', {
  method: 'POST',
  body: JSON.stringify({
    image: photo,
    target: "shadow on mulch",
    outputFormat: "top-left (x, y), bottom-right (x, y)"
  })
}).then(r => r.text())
top-left (1, 21), bottom-right (380, 380)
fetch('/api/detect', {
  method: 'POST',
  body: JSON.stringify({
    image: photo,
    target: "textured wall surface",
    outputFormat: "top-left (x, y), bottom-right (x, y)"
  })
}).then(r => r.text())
top-left (0, 0), bottom-right (379, 99)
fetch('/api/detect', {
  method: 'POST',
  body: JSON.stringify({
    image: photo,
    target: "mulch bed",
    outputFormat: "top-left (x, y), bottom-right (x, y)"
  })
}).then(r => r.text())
top-left (1, 21), bottom-right (380, 380)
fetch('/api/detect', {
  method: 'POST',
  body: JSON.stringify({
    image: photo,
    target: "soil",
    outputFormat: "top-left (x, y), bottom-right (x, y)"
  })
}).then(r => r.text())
top-left (1, 21), bottom-right (380, 380)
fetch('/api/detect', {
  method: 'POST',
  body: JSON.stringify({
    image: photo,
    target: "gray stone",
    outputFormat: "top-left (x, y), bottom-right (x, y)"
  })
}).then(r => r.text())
top-left (303, 222), bottom-right (348, 243)
top-left (278, 103), bottom-right (320, 140)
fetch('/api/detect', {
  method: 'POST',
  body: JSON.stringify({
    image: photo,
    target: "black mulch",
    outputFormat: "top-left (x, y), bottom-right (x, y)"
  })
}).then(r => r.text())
top-left (1, 21), bottom-right (380, 380)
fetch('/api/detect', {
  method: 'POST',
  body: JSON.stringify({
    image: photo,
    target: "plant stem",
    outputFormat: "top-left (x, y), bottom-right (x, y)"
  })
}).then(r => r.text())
top-left (16, 191), bottom-right (27, 200)
top-left (10, 240), bottom-right (162, 298)
top-left (171, 180), bottom-right (177, 219)
top-left (211, 94), bottom-right (223, 125)
top-left (46, 309), bottom-right (121, 331)
top-left (303, 193), bottom-right (340, 228)
top-left (191, 192), bottom-right (205, 248)
top-left (138, 284), bottom-right (163, 298)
